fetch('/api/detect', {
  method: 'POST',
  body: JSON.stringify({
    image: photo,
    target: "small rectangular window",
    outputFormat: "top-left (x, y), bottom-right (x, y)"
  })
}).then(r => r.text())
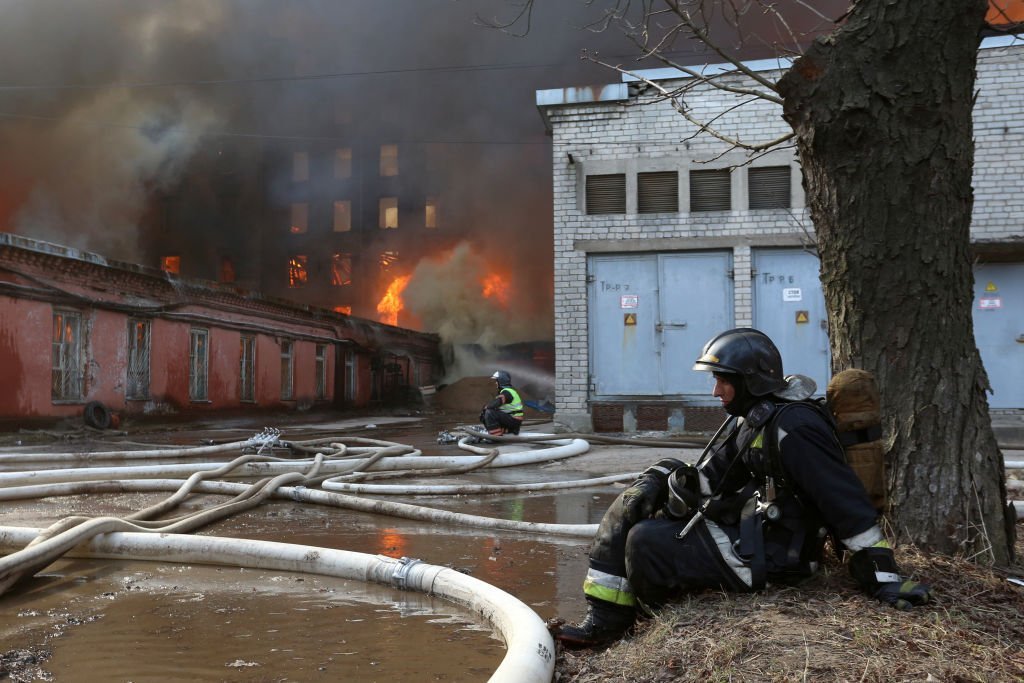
top-left (126, 319), bottom-right (151, 400)
top-left (334, 148), bottom-right (352, 179)
top-left (240, 335), bottom-right (256, 402)
top-left (52, 310), bottom-right (83, 400)
top-left (333, 200), bottom-right (351, 232)
top-left (637, 171), bottom-right (679, 214)
top-left (748, 166), bottom-right (791, 209)
top-left (292, 151), bottom-right (310, 182)
top-left (288, 255), bottom-right (308, 288)
top-left (189, 328), bottom-right (209, 401)
top-left (331, 253), bottom-right (352, 286)
top-left (280, 340), bottom-right (294, 401)
top-left (585, 174), bottom-right (626, 215)
top-left (379, 197), bottom-right (398, 229)
top-left (380, 144), bottom-right (399, 177)
top-left (289, 203), bottom-right (308, 234)
top-left (690, 169), bottom-right (731, 212)
top-left (344, 349), bottom-right (357, 402)
top-left (315, 344), bottom-right (328, 401)
top-left (425, 197), bottom-right (438, 228)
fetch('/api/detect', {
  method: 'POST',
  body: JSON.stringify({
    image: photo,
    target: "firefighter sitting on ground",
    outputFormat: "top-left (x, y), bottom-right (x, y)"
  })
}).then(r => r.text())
top-left (551, 327), bottom-right (932, 648)
top-left (480, 370), bottom-right (524, 436)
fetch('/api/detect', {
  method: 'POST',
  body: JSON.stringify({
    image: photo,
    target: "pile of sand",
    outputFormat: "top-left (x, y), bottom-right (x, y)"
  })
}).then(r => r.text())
top-left (432, 377), bottom-right (497, 415)
top-left (432, 377), bottom-right (549, 419)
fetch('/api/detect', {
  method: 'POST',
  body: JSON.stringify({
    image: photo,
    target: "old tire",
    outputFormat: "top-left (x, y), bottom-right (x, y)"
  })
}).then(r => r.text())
top-left (83, 401), bottom-right (112, 430)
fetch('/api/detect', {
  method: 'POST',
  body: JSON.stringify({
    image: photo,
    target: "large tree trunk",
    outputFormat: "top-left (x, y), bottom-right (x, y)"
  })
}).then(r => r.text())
top-left (777, 0), bottom-right (1015, 564)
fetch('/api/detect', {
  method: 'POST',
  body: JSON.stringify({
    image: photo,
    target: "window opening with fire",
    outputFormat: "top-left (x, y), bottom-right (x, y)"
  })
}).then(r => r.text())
top-left (161, 256), bottom-right (181, 274)
top-left (288, 255), bottom-right (308, 287)
top-left (126, 319), bottom-right (151, 400)
top-left (280, 340), bottom-right (295, 401)
top-left (425, 197), bottom-right (438, 228)
top-left (290, 203), bottom-right (308, 234)
top-left (315, 344), bottom-right (328, 401)
top-left (52, 310), bottom-right (83, 401)
top-left (379, 197), bottom-right (398, 229)
top-left (240, 335), bottom-right (256, 402)
top-left (380, 144), bottom-right (398, 177)
top-left (219, 256), bottom-right (236, 284)
top-left (331, 253), bottom-right (352, 286)
top-left (189, 328), bottom-right (209, 401)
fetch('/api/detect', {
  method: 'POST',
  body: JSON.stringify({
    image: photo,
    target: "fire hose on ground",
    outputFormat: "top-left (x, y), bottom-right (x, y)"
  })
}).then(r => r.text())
top-left (0, 430), bottom-right (601, 682)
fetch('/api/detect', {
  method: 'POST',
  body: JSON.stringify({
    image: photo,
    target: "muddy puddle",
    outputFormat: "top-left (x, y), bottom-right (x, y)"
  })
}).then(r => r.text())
top-left (0, 415), bottom-right (649, 681)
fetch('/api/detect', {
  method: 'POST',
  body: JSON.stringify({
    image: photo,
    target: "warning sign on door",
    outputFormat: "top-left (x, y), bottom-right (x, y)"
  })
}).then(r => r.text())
top-left (795, 311), bottom-right (809, 324)
top-left (621, 295), bottom-right (639, 309)
top-left (624, 313), bottom-right (637, 326)
top-left (979, 297), bottom-right (1002, 310)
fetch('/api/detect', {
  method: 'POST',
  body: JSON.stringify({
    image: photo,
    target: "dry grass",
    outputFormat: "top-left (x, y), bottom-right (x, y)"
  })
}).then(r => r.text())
top-left (555, 536), bottom-right (1024, 682)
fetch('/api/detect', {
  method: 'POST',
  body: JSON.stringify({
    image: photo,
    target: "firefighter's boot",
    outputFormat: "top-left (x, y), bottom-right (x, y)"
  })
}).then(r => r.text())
top-left (551, 599), bottom-right (635, 648)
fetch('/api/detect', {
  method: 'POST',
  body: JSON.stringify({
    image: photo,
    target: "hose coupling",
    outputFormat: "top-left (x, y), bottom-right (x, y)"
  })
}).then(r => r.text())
top-left (392, 556), bottom-right (422, 590)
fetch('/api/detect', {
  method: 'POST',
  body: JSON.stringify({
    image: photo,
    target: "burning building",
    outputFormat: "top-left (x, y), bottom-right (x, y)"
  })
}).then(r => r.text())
top-left (0, 233), bottom-right (441, 424)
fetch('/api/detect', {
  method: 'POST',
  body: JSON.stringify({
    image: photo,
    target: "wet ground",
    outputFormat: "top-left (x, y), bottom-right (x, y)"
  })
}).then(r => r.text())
top-left (0, 410), bottom-right (695, 682)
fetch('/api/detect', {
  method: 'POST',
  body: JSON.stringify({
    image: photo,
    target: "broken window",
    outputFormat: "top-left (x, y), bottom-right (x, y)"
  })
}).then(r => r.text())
top-left (334, 148), bottom-right (352, 179)
top-left (748, 166), bottom-right (791, 210)
top-left (240, 334), bottom-right (256, 402)
top-left (379, 197), bottom-right (398, 229)
top-left (292, 151), bottom-right (310, 182)
top-left (288, 255), bottom-right (308, 288)
top-left (280, 340), bottom-right (294, 400)
top-left (126, 319), bottom-right (151, 400)
top-left (585, 174), bottom-right (626, 215)
top-left (425, 197), bottom-right (438, 228)
top-left (219, 256), bottom-right (236, 284)
top-left (333, 200), bottom-right (352, 232)
top-left (51, 310), bottom-right (83, 401)
top-left (161, 256), bottom-right (181, 274)
top-left (690, 169), bottom-right (731, 212)
top-left (380, 144), bottom-right (399, 177)
top-left (289, 203), bottom-right (308, 234)
top-left (330, 252), bottom-right (352, 286)
top-left (189, 328), bottom-right (209, 401)
top-left (315, 344), bottom-right (328, 401)
top-left (638, 171), bottom-right (679, 214)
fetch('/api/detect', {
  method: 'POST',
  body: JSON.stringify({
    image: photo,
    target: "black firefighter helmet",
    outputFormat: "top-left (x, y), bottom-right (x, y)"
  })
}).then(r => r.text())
top-left (491, 370), bottom-right (512, 388)
top-left (692, 328), bottom-right (787, 397)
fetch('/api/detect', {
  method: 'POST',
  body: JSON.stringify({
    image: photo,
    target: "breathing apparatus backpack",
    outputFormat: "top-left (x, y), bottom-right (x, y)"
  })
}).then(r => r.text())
top-left (824, 369), bottom-right (887, 511)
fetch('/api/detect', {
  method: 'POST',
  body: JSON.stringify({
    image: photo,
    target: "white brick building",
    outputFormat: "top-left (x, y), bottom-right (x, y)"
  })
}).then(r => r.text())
top-left (537, 37), bottom-right (1024, 432)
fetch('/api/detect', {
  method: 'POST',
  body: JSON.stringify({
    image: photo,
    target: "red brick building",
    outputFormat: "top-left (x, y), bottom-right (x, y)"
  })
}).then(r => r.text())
top-left (0, 234), bottom-right (441, 424)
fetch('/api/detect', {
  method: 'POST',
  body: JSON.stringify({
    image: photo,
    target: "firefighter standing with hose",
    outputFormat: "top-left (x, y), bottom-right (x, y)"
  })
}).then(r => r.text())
top-left (551, 328), bottom-right (932, 648)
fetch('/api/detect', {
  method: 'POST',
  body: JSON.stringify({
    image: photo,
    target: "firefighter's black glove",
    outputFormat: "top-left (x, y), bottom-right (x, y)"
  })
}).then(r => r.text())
top-left (664, 464), bottom-right (700, 520)
top-left (621, 458), bottom-right (685, 525)
top-left (874, 580), bottom-right (932, 610)
top-left (850, 542), bottom-right (932, 610)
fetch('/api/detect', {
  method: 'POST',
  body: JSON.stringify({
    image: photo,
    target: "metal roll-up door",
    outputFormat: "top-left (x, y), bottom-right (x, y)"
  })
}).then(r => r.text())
top-left (748, 166), bottom-right (791, 209)
top-left (585, 173), bottom-right (626, 214)
top-left (637, 171), bottom-right (679, 213)
top-left (689, 169), bottom-right (731, 212)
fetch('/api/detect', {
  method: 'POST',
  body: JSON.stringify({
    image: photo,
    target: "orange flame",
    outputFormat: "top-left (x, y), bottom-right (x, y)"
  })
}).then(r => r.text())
top-left (376, 274), bottom-right (411, 326)
top-left (333, 305), bottom-right (352, 315)
top-left (481, 272), bottom-right (510, 308)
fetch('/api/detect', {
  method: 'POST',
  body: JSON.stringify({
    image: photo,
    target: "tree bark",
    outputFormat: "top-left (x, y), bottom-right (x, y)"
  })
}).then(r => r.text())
top-left (777, 0), bottom-right (1015, 564)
